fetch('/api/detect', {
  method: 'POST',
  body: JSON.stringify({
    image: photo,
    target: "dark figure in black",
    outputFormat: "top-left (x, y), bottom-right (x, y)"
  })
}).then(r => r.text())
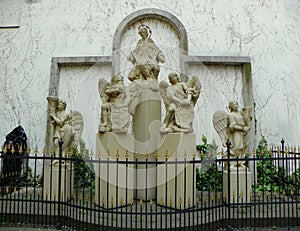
top-left (0, 126), bottom-right (28, 189)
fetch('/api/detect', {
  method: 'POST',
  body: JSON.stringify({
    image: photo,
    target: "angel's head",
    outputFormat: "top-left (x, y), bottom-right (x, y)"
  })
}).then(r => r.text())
top-left (228, 100), bottom-right (239, 112)
top-left (57, 99), bottom-right (67, 111)
top-left (168, 72), bottom-right (179, 84)
top-left (138, 24), bottom-right (151, 39)
top-left (111, 74), bottom-right (124, 85)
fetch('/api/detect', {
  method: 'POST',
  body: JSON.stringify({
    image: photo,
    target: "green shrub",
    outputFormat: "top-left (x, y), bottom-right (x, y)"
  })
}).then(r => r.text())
top-left (196, 164), bottom-right (222, 191)
top-left (71, 139), bottom-right (95, 190)
top-left (253, 136), bottom-right (300, 194)
top-left (196, 135), bottom-right (222, 191)
top-left (253, 136), bottom-right (280, 192)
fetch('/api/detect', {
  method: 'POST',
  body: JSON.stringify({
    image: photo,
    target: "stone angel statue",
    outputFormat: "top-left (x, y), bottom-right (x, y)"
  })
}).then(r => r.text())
top-left (212, 100), bottom-right (252, 169)
top-left (47, 97), bottom-right (83, 165)
top-left (98, 74), bottom-right (130, 133)
top-left (127, 24), bottom-right (165, 82)
top-left (159, 73), bottom-right (201, 133)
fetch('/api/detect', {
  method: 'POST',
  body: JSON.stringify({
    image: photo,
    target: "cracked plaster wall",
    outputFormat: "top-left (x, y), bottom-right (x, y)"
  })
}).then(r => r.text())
top-left (0, 0), bottom-right (299, 152)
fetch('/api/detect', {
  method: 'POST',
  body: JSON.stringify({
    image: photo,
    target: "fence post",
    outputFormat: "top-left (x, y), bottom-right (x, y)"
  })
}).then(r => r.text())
top-left (56, 139), bottom-right (63, 230)
top-left (226, 139), bottom-right (233, 231)
top-left (281, 138), bottom-right (285, 155)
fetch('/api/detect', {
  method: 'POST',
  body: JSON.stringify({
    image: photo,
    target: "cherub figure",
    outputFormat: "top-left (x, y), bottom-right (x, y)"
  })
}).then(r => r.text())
top-left (47, 97), bottom-right (83, 165)
top-left (159, 73), bottom-right (201, 133)
top-left (98, 79), bottom-right (112, 132)
top-left (98, 74), bottom-right (130, 133)
top-left (212, 100), bottom-right (252, 169)
top-left (127, 24), bottom-right (165, 82)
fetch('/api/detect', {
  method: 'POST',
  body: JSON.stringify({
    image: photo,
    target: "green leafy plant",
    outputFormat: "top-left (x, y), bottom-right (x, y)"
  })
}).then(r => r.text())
top-left (196, 135), bottom-right (218, 158)
top-left (253, 136), bottom-right (300, 194)
top-left (19, 166), bottom-right (42, 187)
top-left (196, 165), bottom-right (222, 191)
top-left (196, 135), bottom-right (222, 191)
top-left (71, 139), bottom-right (95, 190)
top-left (253, 136), bottom-right (280, 192)
top-left (290, 169), bottom-right (300, 189)
top-left (4, 166), bottom-right (42, 189)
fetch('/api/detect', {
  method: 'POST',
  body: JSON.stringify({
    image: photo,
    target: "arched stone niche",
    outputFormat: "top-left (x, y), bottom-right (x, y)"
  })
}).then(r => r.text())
top-left (112, 8), bottom-right (188, 81)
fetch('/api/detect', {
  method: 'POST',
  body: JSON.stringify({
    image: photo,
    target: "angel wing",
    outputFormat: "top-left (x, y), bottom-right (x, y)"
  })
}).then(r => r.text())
top-left (212, 111), bottom-right (229, 147)
top-left (98, 78), bottom-right (110, 102)
top-left (159, 80), bottom-right (171, 109)
top-left (186, 75), bottom-right (201, 106)
top-left (71, 111), bottom-right (84, 146)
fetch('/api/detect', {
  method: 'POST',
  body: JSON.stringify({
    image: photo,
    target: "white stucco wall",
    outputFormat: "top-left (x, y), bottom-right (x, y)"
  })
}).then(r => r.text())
top-left (0, 0), bottom-right (299, 152)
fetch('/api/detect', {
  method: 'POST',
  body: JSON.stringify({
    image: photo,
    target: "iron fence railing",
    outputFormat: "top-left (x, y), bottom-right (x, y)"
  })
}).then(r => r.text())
top-left (0, 139), bottom-right (299, 230)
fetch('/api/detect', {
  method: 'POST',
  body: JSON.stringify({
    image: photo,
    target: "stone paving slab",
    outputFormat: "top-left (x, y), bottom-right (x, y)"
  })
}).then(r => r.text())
top-left (232, 229), bottom-right (300, 231)
top-left (0, 227), bottom-right (57, 231)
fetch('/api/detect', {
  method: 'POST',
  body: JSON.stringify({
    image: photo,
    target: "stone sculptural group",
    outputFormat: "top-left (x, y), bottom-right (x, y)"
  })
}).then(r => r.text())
top-left (47, 25), bottom-right (252, 168)
top-left (159, 73), bottom-right (201, 133)
top-left (47, 97), bottom-right (83, 165)
top-left (127, 24), bottom-right (165, 82)
top-left (213, 100), bottom-right (252, 168)
top-left (98, 24), bottom-right (202, 135)
top-left (98, 74), bottom-right (130, 133)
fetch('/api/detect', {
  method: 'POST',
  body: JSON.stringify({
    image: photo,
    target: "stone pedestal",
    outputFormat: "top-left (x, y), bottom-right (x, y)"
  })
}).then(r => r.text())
top-left (157, 133), bottom-right (197, 209)
top-left (132, 86), bottom-right (161, 146)
top-left (134, 153), bottom-right (158, 201)
top-left (223, 169), bottom-right (252, 204)
top-left (44, 164), bottom-right (73, 201)
top-left (95, 132), bottom-right (134, 208)
top-left (131, 84), bottom-right (161, 201)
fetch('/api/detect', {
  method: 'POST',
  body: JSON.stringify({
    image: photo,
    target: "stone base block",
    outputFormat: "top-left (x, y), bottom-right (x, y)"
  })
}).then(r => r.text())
top-left (135, 162), bottom-right (157, 201)
top-left (156, 133), bottom-right (197, 209)
top-left (95, 132), bottom-right (134, 208)
top-left (223, 169), bottom-right (252, 204)
top-left (130, 86), bottom-right (161, 201)
top-left (44, 164), bottom-right (73, 201)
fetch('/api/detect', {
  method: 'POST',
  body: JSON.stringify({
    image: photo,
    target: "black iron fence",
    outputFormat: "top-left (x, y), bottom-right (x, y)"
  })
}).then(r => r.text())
top-left (0, 139), bottom-right (299, 230)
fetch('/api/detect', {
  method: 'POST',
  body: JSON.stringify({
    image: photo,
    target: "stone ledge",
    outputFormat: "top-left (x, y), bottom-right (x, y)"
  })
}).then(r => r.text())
top-left (52, 56), bottom-right (112, 66)
top-left (184, 55), bottom-right (251, 65)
